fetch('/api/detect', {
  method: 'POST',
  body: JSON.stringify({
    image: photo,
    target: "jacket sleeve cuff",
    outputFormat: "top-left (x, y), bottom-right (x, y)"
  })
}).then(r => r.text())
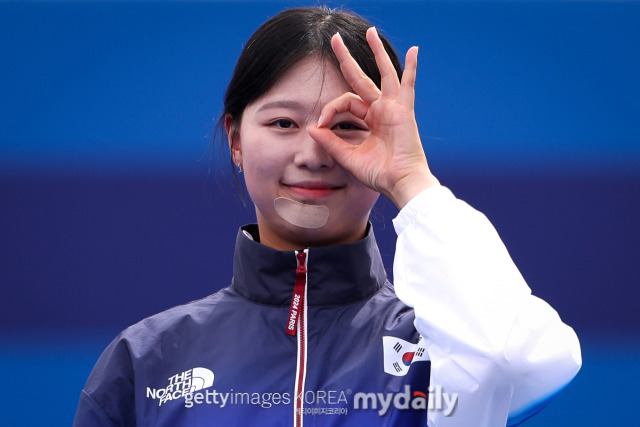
top-left (392, 185), bottom-right (455, 235)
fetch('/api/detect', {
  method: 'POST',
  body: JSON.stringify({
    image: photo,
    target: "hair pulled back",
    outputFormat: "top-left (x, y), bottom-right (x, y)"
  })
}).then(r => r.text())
top-left (221, 6), bottom-right (403, 143)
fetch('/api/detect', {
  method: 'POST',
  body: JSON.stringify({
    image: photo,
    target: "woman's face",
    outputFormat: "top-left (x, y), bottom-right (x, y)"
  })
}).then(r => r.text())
top-left (229, 56), bottom-right (380, 251)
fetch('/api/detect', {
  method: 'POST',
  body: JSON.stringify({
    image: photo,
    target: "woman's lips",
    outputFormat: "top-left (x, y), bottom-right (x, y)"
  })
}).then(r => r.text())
top-left (285, 182), bottom-right (343, 200)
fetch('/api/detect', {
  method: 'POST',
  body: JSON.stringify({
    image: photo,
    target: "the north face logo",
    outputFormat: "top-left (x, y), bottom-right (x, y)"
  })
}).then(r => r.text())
top-left (147, 367), bottom-right (214, 406)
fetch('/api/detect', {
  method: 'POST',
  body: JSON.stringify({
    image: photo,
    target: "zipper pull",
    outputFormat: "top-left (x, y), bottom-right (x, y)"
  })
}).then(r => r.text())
top-left (286, 251), bottom-right (307, 336)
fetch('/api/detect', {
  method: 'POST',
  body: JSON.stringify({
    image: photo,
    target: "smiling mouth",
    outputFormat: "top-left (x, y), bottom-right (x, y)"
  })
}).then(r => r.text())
top-left (285, 182), bottom-right (344, 200)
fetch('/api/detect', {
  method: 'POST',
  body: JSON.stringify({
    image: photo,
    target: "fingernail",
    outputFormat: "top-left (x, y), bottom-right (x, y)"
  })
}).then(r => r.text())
top-left (317, 113), bottom-right (325, 127)
top-left (334, 32), bottom-right (342, 42)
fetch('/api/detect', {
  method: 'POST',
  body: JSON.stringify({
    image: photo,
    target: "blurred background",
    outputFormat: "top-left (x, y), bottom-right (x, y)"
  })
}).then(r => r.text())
top-left (1, 0), bottom-right (638, 425)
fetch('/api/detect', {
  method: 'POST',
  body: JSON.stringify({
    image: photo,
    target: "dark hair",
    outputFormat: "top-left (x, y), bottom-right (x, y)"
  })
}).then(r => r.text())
top-left (219, 6), bottom-right (403, 147)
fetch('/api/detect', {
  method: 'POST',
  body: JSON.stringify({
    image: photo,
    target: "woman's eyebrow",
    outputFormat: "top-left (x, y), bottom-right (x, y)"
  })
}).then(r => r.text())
top-left (256, 100), bottom-right (307, 112)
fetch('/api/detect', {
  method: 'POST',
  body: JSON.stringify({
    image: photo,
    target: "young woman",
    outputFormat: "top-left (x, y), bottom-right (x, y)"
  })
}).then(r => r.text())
top-left (74, 6), bottom-right (581, 427)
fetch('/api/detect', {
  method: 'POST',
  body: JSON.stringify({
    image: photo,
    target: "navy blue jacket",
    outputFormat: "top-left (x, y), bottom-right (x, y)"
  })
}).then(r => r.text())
top-left (75, 187), bottom-right (582, 426)
top-left (74, 225), bottom-right (432, 426)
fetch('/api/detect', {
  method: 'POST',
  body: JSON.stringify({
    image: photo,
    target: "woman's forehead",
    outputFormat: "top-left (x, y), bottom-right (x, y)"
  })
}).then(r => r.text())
top-left (253, 56), bottom-right (351, 109)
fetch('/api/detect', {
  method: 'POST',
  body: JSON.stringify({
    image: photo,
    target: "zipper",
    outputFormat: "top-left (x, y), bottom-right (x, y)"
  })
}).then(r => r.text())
top-left (286, 250), bottom-right (308, 427)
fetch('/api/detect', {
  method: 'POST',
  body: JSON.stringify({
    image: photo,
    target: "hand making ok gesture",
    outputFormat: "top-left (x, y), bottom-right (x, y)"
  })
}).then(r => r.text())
top-left (308, 27), bottom-right (440, 210)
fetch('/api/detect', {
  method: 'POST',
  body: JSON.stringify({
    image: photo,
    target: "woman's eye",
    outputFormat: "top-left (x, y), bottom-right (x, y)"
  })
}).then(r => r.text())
top-left (333, 122), bottom-right (363, 131)
top-left (270, 119), bottom-right (295, 129)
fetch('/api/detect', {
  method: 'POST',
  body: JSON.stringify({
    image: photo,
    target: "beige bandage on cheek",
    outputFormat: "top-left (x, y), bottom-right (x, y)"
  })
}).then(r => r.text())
top-left (274, 197), bottom-right (329, 229)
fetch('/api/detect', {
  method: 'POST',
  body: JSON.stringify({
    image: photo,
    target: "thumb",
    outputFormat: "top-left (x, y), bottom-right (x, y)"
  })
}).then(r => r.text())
top-left (307, 125), bottom-right (356, 169)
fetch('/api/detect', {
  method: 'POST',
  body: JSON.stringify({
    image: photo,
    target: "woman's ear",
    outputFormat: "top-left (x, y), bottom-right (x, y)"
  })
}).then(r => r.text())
top-left (225, 114), bottom-right (242, 167)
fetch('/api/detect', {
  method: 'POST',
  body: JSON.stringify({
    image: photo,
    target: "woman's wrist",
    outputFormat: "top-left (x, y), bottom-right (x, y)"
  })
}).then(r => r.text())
top-left (387, 168), bottom-right (440, 210)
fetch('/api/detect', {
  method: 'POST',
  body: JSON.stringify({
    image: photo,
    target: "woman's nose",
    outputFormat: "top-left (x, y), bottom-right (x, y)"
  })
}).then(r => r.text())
top-left (293, 128), bottom-right (335, 170)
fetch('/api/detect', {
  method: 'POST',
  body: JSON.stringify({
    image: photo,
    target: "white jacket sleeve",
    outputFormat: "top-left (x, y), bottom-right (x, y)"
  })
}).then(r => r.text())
top-left (392, 186), bottom-right (581, 427)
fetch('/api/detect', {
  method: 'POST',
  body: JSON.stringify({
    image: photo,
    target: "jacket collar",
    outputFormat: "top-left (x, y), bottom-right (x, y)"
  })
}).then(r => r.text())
top-left (230, 224), bottom-right (387, 307)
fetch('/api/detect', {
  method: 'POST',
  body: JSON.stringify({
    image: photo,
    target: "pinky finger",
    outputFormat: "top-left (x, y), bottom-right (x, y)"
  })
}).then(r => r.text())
top-left (398, 46), bottom-right (419, 108)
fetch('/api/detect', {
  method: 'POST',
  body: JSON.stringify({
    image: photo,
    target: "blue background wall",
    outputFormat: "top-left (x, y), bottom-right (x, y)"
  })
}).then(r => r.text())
top-left (1, 1), bottom-right (638, 425)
